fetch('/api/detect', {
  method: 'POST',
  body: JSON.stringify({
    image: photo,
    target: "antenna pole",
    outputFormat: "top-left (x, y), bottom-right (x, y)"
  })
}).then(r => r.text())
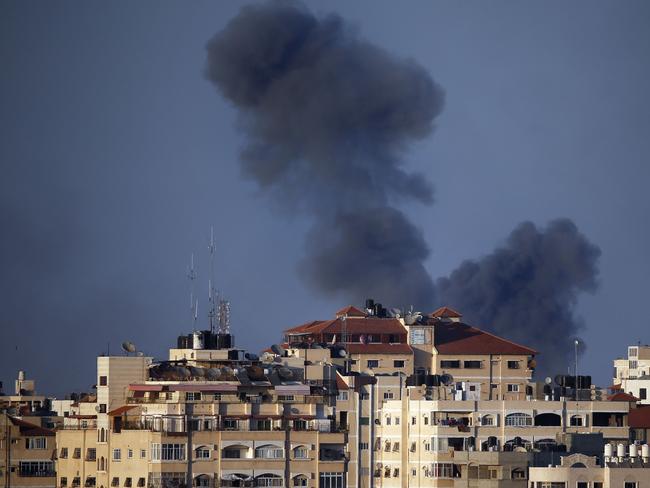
top-left (208, 227), bottom-right (217, 334)
top-left (187, 253), bottom-right (197, 331)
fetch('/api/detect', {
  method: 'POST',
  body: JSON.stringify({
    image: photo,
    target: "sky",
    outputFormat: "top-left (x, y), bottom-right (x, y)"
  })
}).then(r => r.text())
top-left (1, 1), bottom-right (649, 396)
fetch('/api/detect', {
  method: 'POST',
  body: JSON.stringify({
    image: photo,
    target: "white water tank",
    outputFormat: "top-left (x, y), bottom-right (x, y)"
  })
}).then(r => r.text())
top-left (617, 443), bottom-right (626, 458)
top-left (629, 444), bottom-right (638, 458)
top-left (192, 331), bottom-right (204, 350)
top-left (642, 444), bottom-right (649, 460)
top-left (604, 443), bottom-right (613, 459)
top-left (18, 370), bottom-right (25, 381)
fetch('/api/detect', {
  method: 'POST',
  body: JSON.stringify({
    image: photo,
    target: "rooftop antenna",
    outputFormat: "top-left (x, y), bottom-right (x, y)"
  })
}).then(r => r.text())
top-left (218, 298), bottom-right (230, 334)
top-left (208, 226), bottom-right (218, 334)
top-left (187, 253), bottom-right (197, 331)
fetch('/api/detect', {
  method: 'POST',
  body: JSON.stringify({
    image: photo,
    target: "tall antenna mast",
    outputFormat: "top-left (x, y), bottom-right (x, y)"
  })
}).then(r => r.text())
top-left (187, 253), bottom-right (197, 331)
top-left (208, 227), bottom-right (218, 333)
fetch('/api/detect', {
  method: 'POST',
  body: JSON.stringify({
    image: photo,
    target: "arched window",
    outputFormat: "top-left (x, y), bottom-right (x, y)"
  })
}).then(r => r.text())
top-left (511, 468), bottom-right (526, 479)
top-left (255, 474), bottom-right (282, 487)
top-left (193, 475), bottom-right (210, 487)
top-left (98, 457), bottom-right (105, 471)
top-left (195, 446), bottom-right (210, 460)
top-left (292, 475), bottom-right (308, 487)
top-left (570, 415), bottom-right (583, 426)
top-left (505, 413), bottom-right (532, 427)
top-left (481, 414), bottom-right (495, 426)
top-left (98, 428), bottom-right (106, 443)
top-left (254, 445), bottom-right (284, 459)
top-left (293, 445), bottom-right (309, 459)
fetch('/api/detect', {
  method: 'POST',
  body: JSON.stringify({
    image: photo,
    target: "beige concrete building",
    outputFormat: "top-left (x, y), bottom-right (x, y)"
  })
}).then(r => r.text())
top-left (1, 413), bottom-right (56, 488)
top-left (529, 451), bottom-right (650, 488)
top-left (613, 345), bottom-right (650, 404)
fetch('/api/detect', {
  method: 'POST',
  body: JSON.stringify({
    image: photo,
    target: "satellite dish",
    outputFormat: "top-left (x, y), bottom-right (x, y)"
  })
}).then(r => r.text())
top-left (270, 344), bottom-right (286, 356)
top-left (136, 351), bottom-right (144, 357)
top-left (277, 367), bottom-right (294, 380)
top-left (221, 366), bottom-right (233, 377)
top-left (246, 365), bottom-right (265, 380)
top-left (95, 405), bottom-right (101, 412)
top-left (545, 377), bottom-right (553, 385)
top-left (121, 341), bottom-right (136, 353)
top-left (338, 348), bottom-right (347, 358)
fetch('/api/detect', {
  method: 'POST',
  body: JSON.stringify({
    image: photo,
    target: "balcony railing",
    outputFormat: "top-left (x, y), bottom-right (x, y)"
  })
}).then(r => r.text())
top-left (19, 471), bottom-right (57, 477)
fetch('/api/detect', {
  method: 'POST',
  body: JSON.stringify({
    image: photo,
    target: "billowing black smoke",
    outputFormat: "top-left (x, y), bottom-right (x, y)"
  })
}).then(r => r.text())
top-left (205, 0), bottom-right (443, 309)
top-left (206, 1), bottom-right (601, 376)
top-left (436, 219), bottom-right (600, 375)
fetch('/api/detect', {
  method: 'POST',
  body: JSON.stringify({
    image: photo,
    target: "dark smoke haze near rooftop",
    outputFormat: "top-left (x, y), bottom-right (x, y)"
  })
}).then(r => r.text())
top-left (205, 0), bottom-right (443, 309)
top-left (206, 1), bottom-right (602, 377)
top-left (436, 219), bottom-right (600, 377)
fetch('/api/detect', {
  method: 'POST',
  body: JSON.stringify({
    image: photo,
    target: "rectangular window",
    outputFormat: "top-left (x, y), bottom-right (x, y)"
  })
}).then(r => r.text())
top-left (383, 392), bottom-right (394, 400)
top-left (593, 483), bottom-right (603, 488)
top-left (319, 472), bottom-right (344, 488)
top-left (156, 444), bottom-right (186, 461)
top-left (625, 483), bottom-right (637, 488)
top-left (99, 376), bottom-right (107, 386)
top-left (86, 448), bottom-right (96, 461)
top-left (18, 461), bottom-right (54, 476)
top-left (61, 477), bottom-right (68, 487)
top-left (294, 446), bottom-right (309, 459)
top-left (127, 449), bottom-right (133, 459)
top-left (432, 463), bottom-right (453, 478)
top-left (277, 395), bottom-right (295, 401)
top-left (98, 404), bottom-right (107, 414)
top-left (60, 447), bottom-right (69, 458)
top-left (359, 417), bottom-right (370, 425)
top-left (137, 479), bottom-right (145, 487)
top-left (26, 437), bottom-right (47, 449)
top-left (124, 479), bottom-right (132, 488)
top-left (336, 391), bottom-right (348, 401)
top-left (507, 384), bottom-right (520, 392)
top-left (367, 360), bottom-right (379, 368)
top-left (73, 448), bottom-right (81, 459)
top-left (112, 448), bottom-right (121, 461)
top-left (360, 393), bottom-right (369, 400)
top-left (410, 328), bottom-right (425, 345)
top-left (359, 442), bottom-right (368, 450)
top-left (222, 418), bottom-right (238, 430)
top-left (395, 416), bottom-right (400, 425)
top-left (640, 388), bottom-right (647, 400)
top-left (393, 360), bottom-right (405, 368)
top-left (111, 478), bottom-right (119, 487)
top-left (440, 360), bottom-right (460, 368)
top-left (507, 360), bottom-right (520, 369)
top-left (629, 346), bottom-right (638, 357)
top-left (630, 360), bottom-right (638, 369)
top-left (464, 360), bottom-right (482, 369)
top-left (185, 392), bottom-right (201, 401)
top-left (140, 449), bottom-right (146, 459)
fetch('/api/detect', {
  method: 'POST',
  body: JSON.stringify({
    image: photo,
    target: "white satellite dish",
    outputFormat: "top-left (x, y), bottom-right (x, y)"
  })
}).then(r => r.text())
top-left (545, 377), bottom-right (553, 385)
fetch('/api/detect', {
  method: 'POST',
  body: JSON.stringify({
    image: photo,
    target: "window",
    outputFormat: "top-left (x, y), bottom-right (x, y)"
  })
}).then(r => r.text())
top-left (640, 388), bottom-right (647, 400)
top-left (464, 360), bottom-right (482, 369)
top-left (385, 416), bottom-right (391, 425)
top-left (593, 483), bottom-right (603, 488)
top-left (140, 449), bottom-right (146, 459)
top-left (186, 392), bottom-right (201, 401)
top-left (222, 418), bottom-right (238, 430)
top-left (137, 479), bottom-right (146, 487)
top-left (98, 404), bottom-right (107, 414)
top-left (411, 469), bottom-right (417, 476)
top-left (625, 483), bottom-right (637, 488)
top-left (293, 475), bottom-right (308, 487)
top-left (395, 416), bottom-right (400, 425)
top-left (151, 443), bottom-right (186, 461)
top-left (127, 449), bottom-right (133, 459)
top-left (359, 443), bottom-right (368, 450)
top-left (112, 449), bottom-right (121, 461)
top-left (360, 393), bottom-right (369, 400)
top-left (222, 448), bottom-right (243, 459)
top-left (393, 442), bottom-right (400, 452)
top-left (61, 477), bottom-right (68, 487)
top-left (432, 463), bottom-right (453, 478)
top-left (72, 478), bottom-right (81, 488)
top-left (124, 478), bottom-right (132, 488)
top-left (26, 437), bottom-right (46, 449)
top-left (536, 483), bottom-right (565, 488)
top-left (99, 376), bottom-right (107, 386)
top-left (195, 446), bottom-right (210, 459)
top-left (383, 392), bottom-right (394, 400)
top-left (394, 360), bottom-right (405, 368)
top-left (511, 468), bottom-right (526, 479)
top-left (507, 360), bottom-right (520, 369)
top-left (360, 417), bottom-right (370, 425)
top-left (255, 445), bottom-right (284, 459)
top-left (277, 395), bottom-right (295, 401)
top-left (570, 415), bottom-right (583, 427)
top-left (294, 446), bottom-right (309, 459)
top-left (336, 391), bottom-right (348, 401)
top-left (629, 346), bottom-right (638, 357)
top-left (410, 328), bottom-right (425, 345)
top-left (73, 448), bottom-right (81, 459)
top-left (256, 476), bottom-right (283, 487)
top-left (86, 448), bottom-right (96, 461)
top-left (18, 461), bottom-right (54, 476)
top-left (60, 447), bottom-right (68, 458)
top-left (505, 413), bottom-right (532, 427)
top-left (440, 360), bottom-right (460, 368)
top-left (367, 360), bottom-right (379, 368)
top-left (111, 478), bottom-right (119, 487)
top-left (507, 384), bottom-right (520, 392)
top-left (319, 472), bottom-right (344, 488)
top-left (481, 415), bottom-right (494, 426)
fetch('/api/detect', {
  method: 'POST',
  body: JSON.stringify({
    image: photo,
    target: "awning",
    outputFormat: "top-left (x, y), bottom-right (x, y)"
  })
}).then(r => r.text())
top-left (168, 383), bottom-right (238, 392)
top-left (286, 414), bottom-right (315, 420)
top-left (108, 406), bottom-right (137, 416)
top-left (221, 415), bottom-right (250, 420)
top-left (252, 415), bottom-right (282, 420)
top-left (129, 384), bottom-right (163, 392)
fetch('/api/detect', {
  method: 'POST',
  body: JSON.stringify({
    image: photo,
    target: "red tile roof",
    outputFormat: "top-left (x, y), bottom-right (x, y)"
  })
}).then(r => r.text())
top-left (108, 405), bottom-right (138, 416)
top-left (434, 321), bottom-right (536, 356)
top-left (285, 317), bottom-right (407, 336)
top-left (629, 406), bottom-right (650, 428)
top-left (430, 306), bottom-right (462, 318)
top-left (608, 392), bottom-right (638, 402)
top-left (347, 343), bottom-right (413, 355)
top-left (335, 371), bottom-right (349, 390)
top-left (8, 416), bottom-right (55, 436)
top-left (336, 305), bottom-right (366, 317)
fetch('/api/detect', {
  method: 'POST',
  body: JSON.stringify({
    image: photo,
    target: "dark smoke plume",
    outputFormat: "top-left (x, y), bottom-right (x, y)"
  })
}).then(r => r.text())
top-left (206, 2), bottom-right (601, 376)
top-left (436, 219), bottom-right (601, 376)
top-left (205, 0), bottom-right (444, 308)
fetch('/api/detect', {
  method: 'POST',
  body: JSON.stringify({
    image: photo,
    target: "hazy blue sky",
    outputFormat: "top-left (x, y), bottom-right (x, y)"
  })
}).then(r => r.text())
top-left (1, 1), bottom-right (649, 395)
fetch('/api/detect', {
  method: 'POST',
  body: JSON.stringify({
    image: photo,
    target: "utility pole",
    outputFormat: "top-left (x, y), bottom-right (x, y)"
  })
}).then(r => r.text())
top-left (574, 339), bottom-right (579, 402)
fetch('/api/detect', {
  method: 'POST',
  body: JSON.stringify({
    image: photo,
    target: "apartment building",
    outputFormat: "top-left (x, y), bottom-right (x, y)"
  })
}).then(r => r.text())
top-left (0, 413), bottom-right (57, 488)
top-left (613, 345), bottom-right (650, 404)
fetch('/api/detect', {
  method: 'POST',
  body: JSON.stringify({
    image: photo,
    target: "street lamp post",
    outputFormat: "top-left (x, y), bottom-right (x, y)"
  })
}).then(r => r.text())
top-left (574, 339), bottom-right (579, 401)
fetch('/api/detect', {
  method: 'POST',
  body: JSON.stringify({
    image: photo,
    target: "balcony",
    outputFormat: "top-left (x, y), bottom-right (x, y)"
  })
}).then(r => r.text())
top-left (19, 471), bottom-right (56, 478)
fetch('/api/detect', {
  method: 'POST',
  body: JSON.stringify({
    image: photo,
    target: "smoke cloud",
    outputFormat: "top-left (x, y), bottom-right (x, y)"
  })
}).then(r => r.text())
top-left (205, 0), bottom-right (444, 308)
top-left (436, 219), bottom-right (601, 375)
top-left (206, 1), bottom-right (601, 377)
